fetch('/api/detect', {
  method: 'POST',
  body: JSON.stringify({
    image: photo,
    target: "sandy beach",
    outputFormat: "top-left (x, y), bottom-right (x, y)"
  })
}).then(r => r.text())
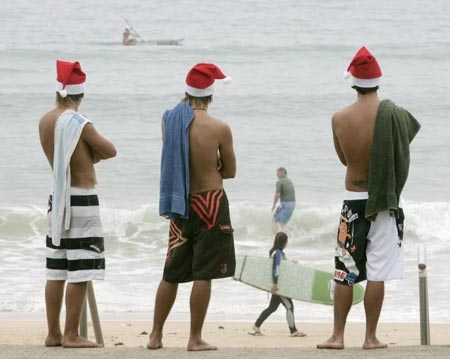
top-left (2, 320), bottom-right (450, 348)
top-left (1, 317), bottom-right (450, 358)
top-left (0, 313), bottom-right (450, 359)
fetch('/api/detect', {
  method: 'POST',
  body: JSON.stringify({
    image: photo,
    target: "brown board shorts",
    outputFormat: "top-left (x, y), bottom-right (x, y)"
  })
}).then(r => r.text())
top-left (163, 189), bottom-right (236, 283)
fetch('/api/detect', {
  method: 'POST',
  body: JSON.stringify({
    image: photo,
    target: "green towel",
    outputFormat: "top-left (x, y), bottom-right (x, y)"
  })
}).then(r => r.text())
top-left (366, 99), bottom-right (421, 220)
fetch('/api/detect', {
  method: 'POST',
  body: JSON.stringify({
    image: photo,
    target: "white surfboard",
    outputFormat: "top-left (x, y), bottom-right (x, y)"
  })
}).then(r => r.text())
top-left (233, 255), bottom-right (364, 305)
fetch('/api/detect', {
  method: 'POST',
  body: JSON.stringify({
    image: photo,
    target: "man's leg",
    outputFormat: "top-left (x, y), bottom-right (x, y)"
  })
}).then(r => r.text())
top-left (272, 220), bottom-right (279, 234)
top-left (187, 280), bottom-right (217, 351)
top-left (61, 282), bottom-right (100, 348)
top-left (363, 280), bottom-right (387, 349)
top-left (45, 280), bottom-right (65, 346)
top-left (147, 279), bottom-right (178, 349)
top-left (317, 283), bottom-right (353, 349)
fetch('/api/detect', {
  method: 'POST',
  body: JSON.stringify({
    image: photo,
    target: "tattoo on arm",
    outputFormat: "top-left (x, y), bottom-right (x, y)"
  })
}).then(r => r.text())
top-left (352, 179), bottom-right (369, 190)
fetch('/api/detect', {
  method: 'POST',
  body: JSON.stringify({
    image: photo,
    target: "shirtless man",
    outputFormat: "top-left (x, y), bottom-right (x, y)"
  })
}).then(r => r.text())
top-left (318, 47), bottom-right (419, 350)
top-left (148, 63), bottom-right (235, 351)
top-left (39, 60), bottom-right (116, 348)
top-left (122, 27), bottom-right (138, 45)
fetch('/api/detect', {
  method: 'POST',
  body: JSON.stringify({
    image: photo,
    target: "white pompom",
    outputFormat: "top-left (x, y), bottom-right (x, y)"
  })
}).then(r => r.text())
top-left (60, 89), bottom-right (67, 98)
top-left (343, 71), bottom-right (351, 79)
top-left (223, 76), bottom-right (232, 84)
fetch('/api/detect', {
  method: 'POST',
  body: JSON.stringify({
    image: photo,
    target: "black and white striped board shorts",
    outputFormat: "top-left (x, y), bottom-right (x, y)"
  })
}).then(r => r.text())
top-left (46, 187), bottom-right (105, 283)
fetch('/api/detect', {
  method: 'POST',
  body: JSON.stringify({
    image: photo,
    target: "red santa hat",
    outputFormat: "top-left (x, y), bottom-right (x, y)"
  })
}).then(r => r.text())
top-left (185, 63), bottom-right (231, 97)
top-left (344, 46), bottom-right (382, 88)
top-left (55, 60), bottom-right (86, 98)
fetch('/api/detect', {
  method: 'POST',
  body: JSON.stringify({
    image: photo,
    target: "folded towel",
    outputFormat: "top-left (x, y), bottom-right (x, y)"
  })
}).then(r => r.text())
top-left (52, 110), bottom-right (91, 246)
top-left (159, 102), bottom-right (194, 219)
top-left (366, 100), bottom-right (421, 220)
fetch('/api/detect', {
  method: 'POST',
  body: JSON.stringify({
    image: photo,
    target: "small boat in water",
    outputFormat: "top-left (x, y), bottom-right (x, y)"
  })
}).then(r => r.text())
top-left (146, 38), bottom-right (184, 46)
top-left (123, 19), bottom-right (183, 46)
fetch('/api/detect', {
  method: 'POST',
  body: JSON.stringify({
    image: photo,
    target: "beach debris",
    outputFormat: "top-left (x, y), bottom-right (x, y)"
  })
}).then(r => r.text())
top-left (114, 342), bottom-right (124, 346)
top-left (218, 326), bottom-right (225, 329)
top-left (139, 331), bottom-right (148, 335)
top-left (121, 323), bottom-right (132, 327)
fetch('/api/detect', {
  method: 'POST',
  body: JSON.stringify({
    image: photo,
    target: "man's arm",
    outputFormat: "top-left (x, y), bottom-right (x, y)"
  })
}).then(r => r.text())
top-left (81, 123), bottom-right (117, 162)
top-left (272, 191), bottom-right (280, 211)
top-left (332, 116), bottom-right (347, 166)
top-left (218, 123), bottom-right (236, 179)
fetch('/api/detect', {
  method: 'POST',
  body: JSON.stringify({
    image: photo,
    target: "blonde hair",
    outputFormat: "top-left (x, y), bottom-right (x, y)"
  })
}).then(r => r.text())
top-left (55, 92), bottom-right (84, 107)
top-left (182, 93), bottom-right (212, 108)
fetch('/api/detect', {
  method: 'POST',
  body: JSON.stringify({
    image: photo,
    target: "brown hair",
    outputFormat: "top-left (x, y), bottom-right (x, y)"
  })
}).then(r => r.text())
top-left (55, 92), bottom-right (84, 107)
top-left (182, 93), bottom-right (212, 108)
top-left (352, 85), bottom-right (379, 95)
top-left (277, 167), bottom-right (287, 175)
top-left (269, 232), bottom-right (288, 256)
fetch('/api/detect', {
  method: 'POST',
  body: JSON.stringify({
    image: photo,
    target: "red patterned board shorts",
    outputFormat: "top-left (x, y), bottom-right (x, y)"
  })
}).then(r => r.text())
top-left (163, 189), bottom-right (236, 283)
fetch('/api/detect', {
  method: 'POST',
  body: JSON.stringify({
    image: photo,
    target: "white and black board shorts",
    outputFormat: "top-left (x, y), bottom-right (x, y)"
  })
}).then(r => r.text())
top-left (46, 187), bottom-right (105, 283)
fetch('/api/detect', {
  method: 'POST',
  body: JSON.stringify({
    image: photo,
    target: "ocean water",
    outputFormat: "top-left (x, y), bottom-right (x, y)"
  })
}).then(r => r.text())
top-left (1, 0), bottom-right (450, 324)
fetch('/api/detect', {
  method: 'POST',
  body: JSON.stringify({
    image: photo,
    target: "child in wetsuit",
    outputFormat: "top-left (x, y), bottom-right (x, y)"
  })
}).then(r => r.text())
top-left (250, 232), bottom-right (306, 337)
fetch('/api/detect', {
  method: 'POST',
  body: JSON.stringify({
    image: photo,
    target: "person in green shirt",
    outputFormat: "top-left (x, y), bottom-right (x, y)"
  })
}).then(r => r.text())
top-left (271, 167), bottom-right (296, 233)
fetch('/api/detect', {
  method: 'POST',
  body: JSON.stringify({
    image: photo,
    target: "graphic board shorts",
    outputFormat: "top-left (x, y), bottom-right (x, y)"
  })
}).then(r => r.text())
top-left (273, 201), bottom-right (295, 224)
top-left (163, 189), bottom-right (236, 283)
top-left (46, 187), bottom-right (105, 283)
top-left (334, 191), bottom-right (404, 286)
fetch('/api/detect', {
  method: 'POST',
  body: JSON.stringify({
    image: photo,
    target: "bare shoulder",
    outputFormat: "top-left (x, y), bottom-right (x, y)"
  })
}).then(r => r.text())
top-left (333, 104), bottom-right (355, 120)
top-left (209, 115), bottom-right (232, 132)
top-left (39, 109), bottom-right (54, 125)
top-left (332, 104), bottom-right (357, 126)
top-left (39, 108), bottom-right (59, 131)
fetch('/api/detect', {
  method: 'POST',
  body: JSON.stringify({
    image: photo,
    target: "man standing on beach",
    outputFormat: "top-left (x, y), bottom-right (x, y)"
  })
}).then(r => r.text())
top-left (272, 167), bottom-right (296, 234)
top-left (148, 63), bottom-right (236, 351)
top-left (39, 60), bottom-right (116, 348)
top-left (317, 47), bottom-right (420, 350)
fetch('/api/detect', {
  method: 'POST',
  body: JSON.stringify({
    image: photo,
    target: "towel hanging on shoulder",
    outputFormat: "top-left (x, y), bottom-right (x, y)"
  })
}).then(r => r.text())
top-left (366, 99), bottom-right (421, 220)
top-left (159, 101), bottom-right (194, 219)
top-left (52, 110), bottom-right (91, 246)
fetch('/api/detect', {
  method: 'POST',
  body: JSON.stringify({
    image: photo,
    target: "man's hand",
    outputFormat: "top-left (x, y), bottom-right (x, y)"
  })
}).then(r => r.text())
top-left (271, 284), bottom-right (279, 294)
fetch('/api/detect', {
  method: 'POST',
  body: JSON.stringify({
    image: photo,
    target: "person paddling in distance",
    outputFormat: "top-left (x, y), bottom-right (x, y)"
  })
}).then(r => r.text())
top-left (122, 26), bottom-right (139, 45)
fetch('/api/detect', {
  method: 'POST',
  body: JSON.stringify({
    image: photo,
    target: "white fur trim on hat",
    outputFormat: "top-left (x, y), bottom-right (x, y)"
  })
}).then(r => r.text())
top-left (185, 83), bottom-right (215, 97)
top-left (351, 76), bottom-right (381, 88)
top-left (56, 81), bottom-right (86, 96)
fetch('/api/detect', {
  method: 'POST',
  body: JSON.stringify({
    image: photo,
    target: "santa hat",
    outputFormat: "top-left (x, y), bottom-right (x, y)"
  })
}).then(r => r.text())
top-left (55, 60), bottom-right (86, 98)
top-left (185, 63), bottom-right (231, 97)
top-left (344, 46), bottom-right (382, 88)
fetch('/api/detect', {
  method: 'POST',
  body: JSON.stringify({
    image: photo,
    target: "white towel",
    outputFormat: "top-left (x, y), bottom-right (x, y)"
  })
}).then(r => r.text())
top-left (51, 110), bottom-right (91, 246)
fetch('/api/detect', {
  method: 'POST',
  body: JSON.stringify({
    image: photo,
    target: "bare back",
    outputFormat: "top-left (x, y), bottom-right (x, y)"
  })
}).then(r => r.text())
top-left (39, 106), bottom-right (116, 189)
top-left (332, 93), bottom-right (380, 191)
top-left (188, 110), bottom-right (236, 193)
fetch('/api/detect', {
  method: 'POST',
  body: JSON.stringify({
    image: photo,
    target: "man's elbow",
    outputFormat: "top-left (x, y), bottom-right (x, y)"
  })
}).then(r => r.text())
top-left (103, 146), bottom-right (117, 159)
top-left (221, 169), bottom-right (236, 179)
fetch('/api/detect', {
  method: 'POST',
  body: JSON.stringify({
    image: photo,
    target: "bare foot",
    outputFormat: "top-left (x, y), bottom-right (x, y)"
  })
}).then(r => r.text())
top-left (317, 336), bottom-right (344, 350)
top-left (147, 333), bottom-right (163, 350)
top-left (187, 339), bottom-right (217, 351)
top-left (45, 334), bottom-right (62, 347)
top-left (290, 331), bottom-right (307, 337)
top-left (363, 338), bottom-right (388, 350)
top-left (61, 335), bottom-right (102, 348)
